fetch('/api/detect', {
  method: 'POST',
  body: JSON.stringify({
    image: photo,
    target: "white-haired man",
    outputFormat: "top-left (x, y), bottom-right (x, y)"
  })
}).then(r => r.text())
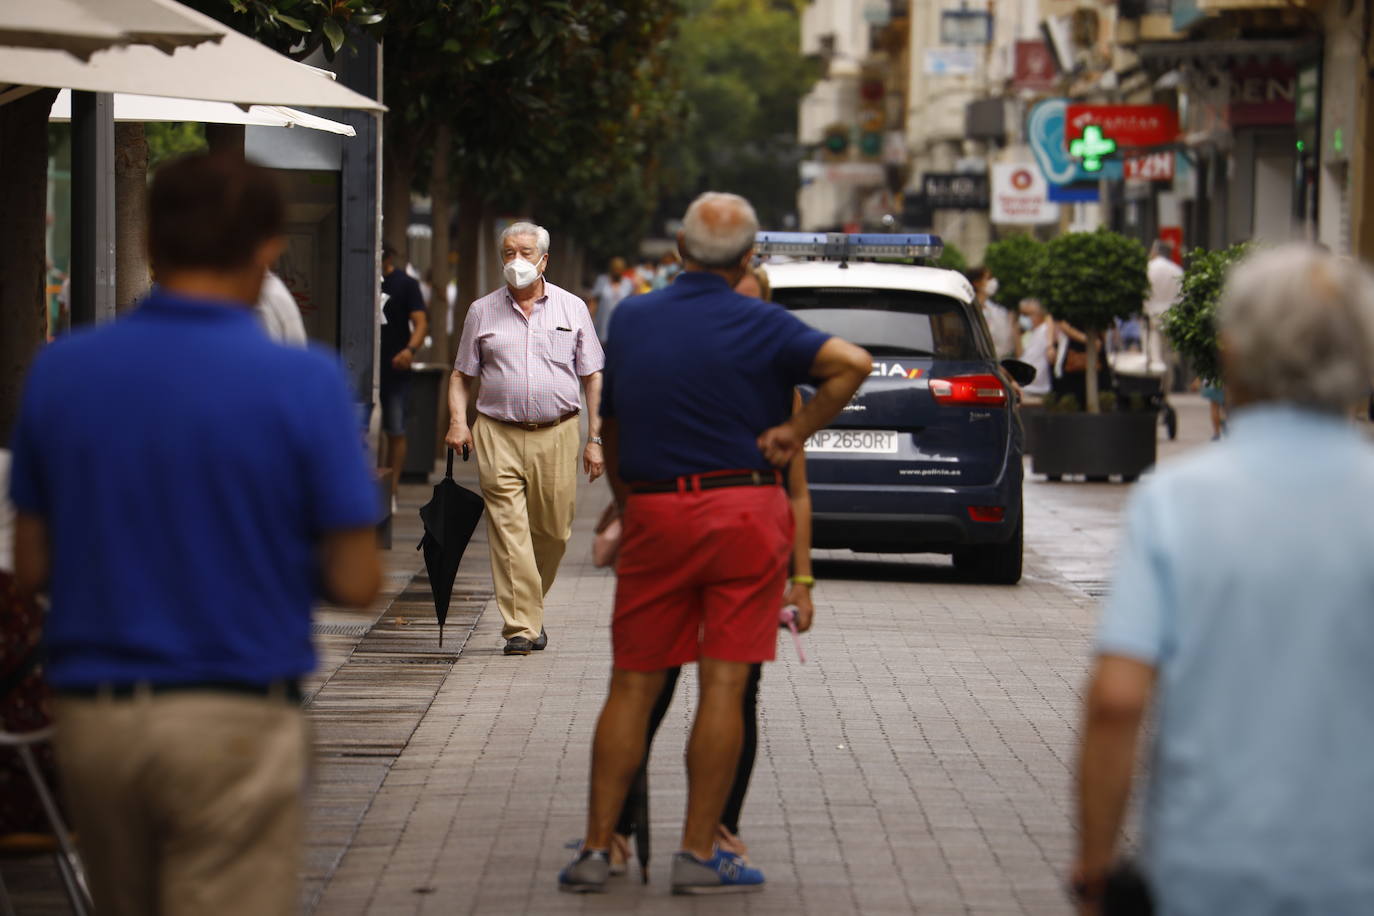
top-left (446, 222), bottom-right (605, 656)
top-left (559, 192), bottom-right (871, 895)
top-left (1073, 245), bottom-right (1374, 915)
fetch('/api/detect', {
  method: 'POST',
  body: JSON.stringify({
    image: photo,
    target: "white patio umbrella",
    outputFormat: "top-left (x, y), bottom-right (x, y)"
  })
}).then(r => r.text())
top-left (49, 89), bottom-right (358, 136)
top-left (0, 0), bottom-right (221, 61)
top-left (0, 0), bottom-right (383, 112)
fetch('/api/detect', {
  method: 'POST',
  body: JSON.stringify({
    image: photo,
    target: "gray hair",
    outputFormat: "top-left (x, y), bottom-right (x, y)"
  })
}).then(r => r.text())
top-left (680, 192), bottom-right (759, 268)
top-left (498, 221), bottom-right (550, 258)
top-left (1219, 244), bottom-right (1374, 413)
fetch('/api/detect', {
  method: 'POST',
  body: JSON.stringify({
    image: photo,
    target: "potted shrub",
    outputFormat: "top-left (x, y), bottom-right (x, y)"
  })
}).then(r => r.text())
top-left (984, 233), bottom-right (1045, 312)
top-left (1162, 242), bottom-right (1251, 386)
top-left (1025, 229), bottom-right (1153, 480)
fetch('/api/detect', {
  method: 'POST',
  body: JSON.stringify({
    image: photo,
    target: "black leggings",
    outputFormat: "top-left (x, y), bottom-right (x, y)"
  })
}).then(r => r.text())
top-left (615, 662), bottom-right (762, 838)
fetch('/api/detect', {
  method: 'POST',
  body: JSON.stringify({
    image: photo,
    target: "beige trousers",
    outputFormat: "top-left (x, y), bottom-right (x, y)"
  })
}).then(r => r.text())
top-left (53, 692), bottom-right (309, 916)
top-left (474, 414), bottom-right (580, 641)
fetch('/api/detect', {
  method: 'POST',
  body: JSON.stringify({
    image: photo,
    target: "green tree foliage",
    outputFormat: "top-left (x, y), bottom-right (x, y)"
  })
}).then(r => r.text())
top-left (144, 123), bottom-right (208, 170)
top-left (1036, 229), bottom-right (1149, 412)
top-left (382, 1), bottom-right (684, 262)
top-left (1163, 243), bottom-right (1250, 386)
top-left (1036, 229), bottom-right (1148, 332)
top-left (660, 0), bottom-right (820, 231)
top-left (984, 234), bottom-right (1045, 311)
top-left (183, 0), bottom-right (384, 59)
top-left (934, 242), bottom-right (968, 273)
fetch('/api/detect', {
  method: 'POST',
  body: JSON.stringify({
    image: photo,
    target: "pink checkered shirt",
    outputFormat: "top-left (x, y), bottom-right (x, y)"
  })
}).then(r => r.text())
top-left (454, 281), bottom-right (605, 424)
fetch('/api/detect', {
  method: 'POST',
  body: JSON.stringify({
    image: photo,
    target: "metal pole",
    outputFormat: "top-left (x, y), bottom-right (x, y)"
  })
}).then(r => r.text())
top-left (70, 91), bottom-right (116, 326)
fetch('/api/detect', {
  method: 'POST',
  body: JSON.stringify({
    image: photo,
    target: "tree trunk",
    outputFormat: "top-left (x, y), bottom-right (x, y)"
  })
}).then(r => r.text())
top-left (114, 123), bottom-right (150, 313)
top-left (205, 123), bottom-right (245, 158)
top-left (1084, 330), bottom-right (1101, 414)
top-left (454, 188), bottom-right (485, 427)
top-left (0, 89), bottom-right (60, 441)
top-left (382, 127), bottom-right (416, 255)
top-left (428, 124), bottom-right (453, 458)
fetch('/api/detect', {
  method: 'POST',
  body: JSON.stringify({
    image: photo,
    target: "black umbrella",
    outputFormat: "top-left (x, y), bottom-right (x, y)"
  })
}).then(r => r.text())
top-left (417, 447), bottom-right (485, 645)
top-left (627, 767), bottom-right (650, 884)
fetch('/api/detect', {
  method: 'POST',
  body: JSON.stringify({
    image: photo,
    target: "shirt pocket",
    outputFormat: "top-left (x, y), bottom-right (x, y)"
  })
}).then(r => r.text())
top-left (540, 328), bottom-right (577, 367)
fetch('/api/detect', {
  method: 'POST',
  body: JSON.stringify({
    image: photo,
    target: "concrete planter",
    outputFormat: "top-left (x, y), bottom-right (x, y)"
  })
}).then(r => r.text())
top-left (1026, 410), bottom-right (1157, 482)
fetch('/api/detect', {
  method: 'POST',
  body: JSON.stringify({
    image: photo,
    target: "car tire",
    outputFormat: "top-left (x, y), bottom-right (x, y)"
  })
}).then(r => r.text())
top-left (953, 518), bottom-right (1023, 585)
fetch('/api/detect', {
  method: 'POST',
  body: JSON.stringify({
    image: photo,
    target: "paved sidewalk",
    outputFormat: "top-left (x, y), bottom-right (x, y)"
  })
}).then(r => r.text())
top-left (4, 397), bottom-right (1221, 915)
top-left (304, 402), bottom-right (1227, 915)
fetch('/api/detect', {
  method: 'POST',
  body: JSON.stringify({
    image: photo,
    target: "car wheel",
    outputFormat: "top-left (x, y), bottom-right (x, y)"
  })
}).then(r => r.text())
top-left (952, 518), bottom-right (1023, 585)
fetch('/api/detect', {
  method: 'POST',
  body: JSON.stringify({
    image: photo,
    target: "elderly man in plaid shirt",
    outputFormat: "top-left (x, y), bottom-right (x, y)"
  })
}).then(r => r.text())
top-left (446, 222), bottom-right (605, 656)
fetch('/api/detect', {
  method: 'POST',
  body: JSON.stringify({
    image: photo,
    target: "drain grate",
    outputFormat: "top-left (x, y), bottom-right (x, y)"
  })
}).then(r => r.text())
top-left (311, 622), bottom-right (372, 637)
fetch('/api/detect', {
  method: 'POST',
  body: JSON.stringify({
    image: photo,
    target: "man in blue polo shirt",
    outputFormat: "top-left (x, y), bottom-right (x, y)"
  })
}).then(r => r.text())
top-left (560, 192), bottom-right (871, 895)
top-left (9, 152), bottom-right (381, 916)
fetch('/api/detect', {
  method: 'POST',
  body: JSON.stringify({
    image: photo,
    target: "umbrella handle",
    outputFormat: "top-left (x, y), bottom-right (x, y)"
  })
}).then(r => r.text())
top-left (446, 448), bottom-right (454, 478)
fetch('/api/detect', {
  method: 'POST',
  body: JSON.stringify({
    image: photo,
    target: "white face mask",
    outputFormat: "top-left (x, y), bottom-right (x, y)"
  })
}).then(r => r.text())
top-left (985, 277), bottom-right (1000, 298)
top-left (503, 254), bottom-right (544, 290)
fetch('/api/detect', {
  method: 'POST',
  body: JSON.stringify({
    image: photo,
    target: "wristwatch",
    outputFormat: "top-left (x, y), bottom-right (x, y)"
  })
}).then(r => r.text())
top-left (588, 436), bottom-right (603, 445)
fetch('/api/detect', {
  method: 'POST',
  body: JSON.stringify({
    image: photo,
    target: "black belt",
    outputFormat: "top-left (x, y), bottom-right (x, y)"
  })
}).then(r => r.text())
top-left (629, 469), bottom-right (782, 494)
top-left (56, 679), bottom-right (303, 704)
top-left (481, 409), bottom-right (579, 431)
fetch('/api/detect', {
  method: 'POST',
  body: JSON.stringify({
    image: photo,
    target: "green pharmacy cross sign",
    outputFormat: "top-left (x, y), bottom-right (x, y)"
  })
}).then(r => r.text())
top-left (1069, 124), bottom-right (1117, 173)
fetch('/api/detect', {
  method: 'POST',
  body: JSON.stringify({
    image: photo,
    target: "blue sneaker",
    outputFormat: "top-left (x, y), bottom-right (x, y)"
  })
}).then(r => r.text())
top-left (670, 849), bottom-right (765, 895)
top-left (558, 847), bottom-right (609, 893)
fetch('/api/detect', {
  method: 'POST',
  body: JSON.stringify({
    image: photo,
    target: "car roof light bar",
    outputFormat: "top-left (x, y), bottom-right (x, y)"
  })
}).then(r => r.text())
top-left (755, 232), bottom-right (944, 262)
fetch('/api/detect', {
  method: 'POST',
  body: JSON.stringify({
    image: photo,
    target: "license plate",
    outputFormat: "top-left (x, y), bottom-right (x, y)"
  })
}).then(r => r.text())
top-left (805, 429), bottom-right (899, 453)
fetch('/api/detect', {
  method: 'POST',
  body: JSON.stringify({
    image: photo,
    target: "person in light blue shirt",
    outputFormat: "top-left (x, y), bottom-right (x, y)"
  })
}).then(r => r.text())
top-left (1072, 244), bottom-right (1374, 916)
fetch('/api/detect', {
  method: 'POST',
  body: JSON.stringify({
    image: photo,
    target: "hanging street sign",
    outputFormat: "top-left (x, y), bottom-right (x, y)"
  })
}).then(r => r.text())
top-left (991, 164), bottom-right (1059, 225)
top-left (1064, 104), bottom-right (1178, 151)
top-left (1123, 151), bottom-right (1176, 182)
top-left (1069, 125), bottom-right (1117, 172)
top-left (1027, 98), bottom-right (1120, 194)
top-left (921, 172), bottom-right (990, 210)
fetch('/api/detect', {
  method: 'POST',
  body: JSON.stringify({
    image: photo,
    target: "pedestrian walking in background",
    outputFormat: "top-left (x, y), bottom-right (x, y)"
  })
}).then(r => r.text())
top-left (1018, 299), bottom-right (1056, 402)
top-left (8, 152), bottom-right (383, 916)
top-left (445, 221), bottom-right (605, 656)
top-left (967, 265), bottom-right (1019, 359)
top-left (1072, 244), bottom-right (1374, 916)
top-left (379, 244), bottom-right (430, 505)
top-left (559, 191), bottom-right (870, 895)
top-left (256, 268), bottom-right (308, 346)
top-left (1144, 238), bottom-right (1184, 390)
top-left (590, 256), bottom-right (634, 342)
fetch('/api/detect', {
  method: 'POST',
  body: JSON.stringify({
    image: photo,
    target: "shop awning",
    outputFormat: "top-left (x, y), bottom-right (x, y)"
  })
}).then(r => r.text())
top-left (0, 0), bottom-right (383, 112)
top-left (49, 89), bottom-right (358, 136)
top-left (0, 0), bottom-right (221, 61)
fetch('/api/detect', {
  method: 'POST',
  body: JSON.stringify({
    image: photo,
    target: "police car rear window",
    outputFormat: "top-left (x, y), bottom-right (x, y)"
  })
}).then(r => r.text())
top-left (772, 288), bottom-right (981, 360)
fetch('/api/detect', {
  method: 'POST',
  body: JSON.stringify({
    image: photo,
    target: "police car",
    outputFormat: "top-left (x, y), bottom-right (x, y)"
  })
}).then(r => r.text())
top-left (761, 232), bottom-right (1035, 584)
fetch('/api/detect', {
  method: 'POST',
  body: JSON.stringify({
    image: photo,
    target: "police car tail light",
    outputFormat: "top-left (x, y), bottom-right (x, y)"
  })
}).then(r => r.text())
top-left (929, 374), bottom-right (1007, 406)
top-left (754, 232), bottom-right (943, 262)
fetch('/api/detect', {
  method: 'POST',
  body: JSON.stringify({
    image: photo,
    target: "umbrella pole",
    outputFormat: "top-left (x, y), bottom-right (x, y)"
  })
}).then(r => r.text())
top-left (439, 622), bottom-right (445, 647)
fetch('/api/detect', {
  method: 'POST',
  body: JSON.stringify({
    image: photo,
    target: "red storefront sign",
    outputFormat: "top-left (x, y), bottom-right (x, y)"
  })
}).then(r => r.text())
top-left (1228, 60), bottom-right (1296, 127)
top-left (1064, 104), bottom-right (1178, 151)
top-left (1013, 40), bottom-right (1056, 92)
top-left (1123, 151), bottom-right (1175, 182)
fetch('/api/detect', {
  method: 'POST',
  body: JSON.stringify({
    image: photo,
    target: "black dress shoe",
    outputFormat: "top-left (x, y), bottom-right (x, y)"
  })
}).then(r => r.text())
top-left (532, 628), bottom-right (548, 651)
top-left (504, 637), bottom-right (534, 656)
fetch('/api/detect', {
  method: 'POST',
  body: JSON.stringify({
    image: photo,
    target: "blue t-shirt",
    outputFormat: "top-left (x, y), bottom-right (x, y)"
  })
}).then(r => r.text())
top-left (1099, 405), bottom-right (1374, 915)
top-left (8, 291), bottom-right (380, 688)
top-left (601, 272), bottom-right (829, 482)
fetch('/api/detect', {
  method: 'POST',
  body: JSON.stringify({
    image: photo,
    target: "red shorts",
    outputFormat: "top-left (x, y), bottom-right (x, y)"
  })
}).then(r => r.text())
top-left (612, 483), bottom-right (793, 671)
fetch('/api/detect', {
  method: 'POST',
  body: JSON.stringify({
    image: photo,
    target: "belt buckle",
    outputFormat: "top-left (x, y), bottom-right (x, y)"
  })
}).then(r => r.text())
top-left (522, 421), bottom-right (538, 431)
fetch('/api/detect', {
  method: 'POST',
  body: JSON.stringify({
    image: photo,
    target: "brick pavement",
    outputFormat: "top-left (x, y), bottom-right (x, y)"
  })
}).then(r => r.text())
top-left (3, 397), bottom-right (1224, 915)
top-left (305, 399), bottom-right (1224, 915)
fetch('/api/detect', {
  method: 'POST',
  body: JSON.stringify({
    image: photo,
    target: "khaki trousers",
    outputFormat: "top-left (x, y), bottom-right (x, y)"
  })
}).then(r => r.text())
top-left (474, 414), bottom-right (580, 641)
top-left (53, 692), bottom-right (309, 916)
